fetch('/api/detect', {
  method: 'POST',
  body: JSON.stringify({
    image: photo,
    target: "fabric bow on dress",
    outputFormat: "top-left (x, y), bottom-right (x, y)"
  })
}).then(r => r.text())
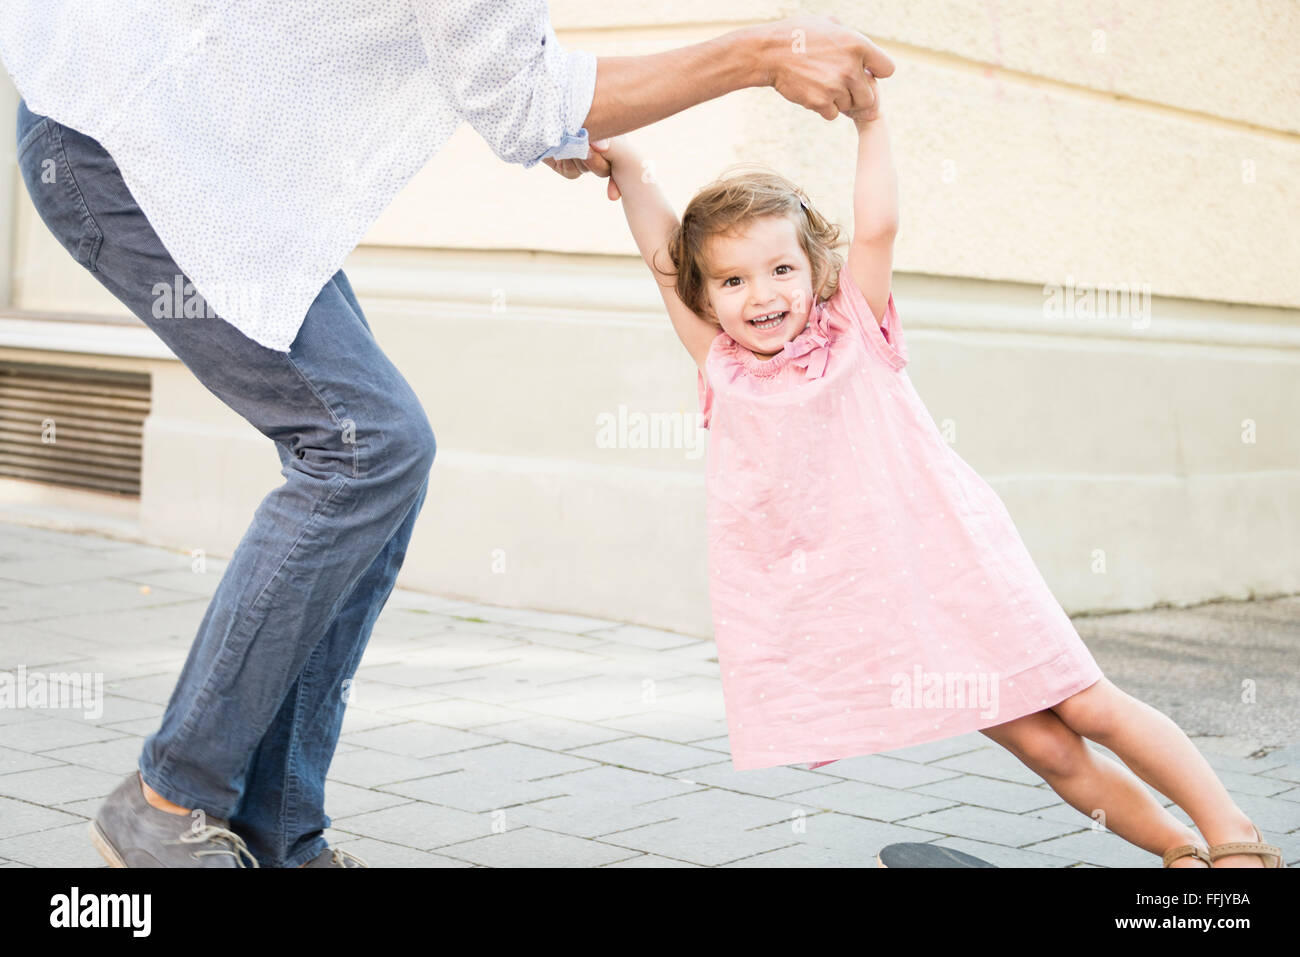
top-left (780, 302), bottom-right (832, 379)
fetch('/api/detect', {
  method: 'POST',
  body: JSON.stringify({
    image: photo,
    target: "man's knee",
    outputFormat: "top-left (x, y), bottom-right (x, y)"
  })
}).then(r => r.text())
top-left (296, 402), bottom-right (433, 489)
top-left (408, 409), bottom-right (436, 476)
top-left (377, 404), bottom-right (436, 486)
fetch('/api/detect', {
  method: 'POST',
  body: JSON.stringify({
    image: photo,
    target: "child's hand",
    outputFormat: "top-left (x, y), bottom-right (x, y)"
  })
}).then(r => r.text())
top-left (843, 71), bottom-right (882, 128)
top-left (587, 138), bottom-right (624, 201)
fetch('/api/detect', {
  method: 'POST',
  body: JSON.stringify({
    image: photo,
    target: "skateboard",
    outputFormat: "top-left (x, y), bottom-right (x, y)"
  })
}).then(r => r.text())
top-left (876, 842), bottom-right (998, 868)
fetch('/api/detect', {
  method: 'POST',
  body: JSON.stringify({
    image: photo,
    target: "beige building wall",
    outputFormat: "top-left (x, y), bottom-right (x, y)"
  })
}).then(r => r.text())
top-left (1, 1), bottom-right (1297, 636)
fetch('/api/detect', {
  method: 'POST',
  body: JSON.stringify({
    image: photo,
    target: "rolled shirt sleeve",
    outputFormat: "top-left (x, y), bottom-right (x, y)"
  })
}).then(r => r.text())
top-left (416, 0), bottom-right (598, 168)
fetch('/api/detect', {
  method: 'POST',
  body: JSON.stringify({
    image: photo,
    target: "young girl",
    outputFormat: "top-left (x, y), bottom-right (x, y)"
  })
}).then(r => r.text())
top-left (586, 75), bottom-right (1282, 869)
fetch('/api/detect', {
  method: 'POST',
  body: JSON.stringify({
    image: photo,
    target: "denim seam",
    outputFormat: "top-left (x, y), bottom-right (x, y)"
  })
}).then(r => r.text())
top-left (284, 835), bottom-right (329, 869)
top-left (266, 477), bottom-right (428, 862)
top-left (276, 661), bottom-right (311, 866)
top-left (16, 116), bottom-right (49, 161)
top-left (226, 468), bottom-right (353, 645)
top-left (48, 122), bottom-right (105, 271)
top-left (153, 470), bottom-right (352, 812)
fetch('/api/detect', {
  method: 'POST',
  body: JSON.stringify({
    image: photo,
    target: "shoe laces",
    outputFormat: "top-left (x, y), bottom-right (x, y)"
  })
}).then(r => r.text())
top-left (330, 847), bottom-right (368, 868)
top-left (165, 823), bottom-right (260, 867)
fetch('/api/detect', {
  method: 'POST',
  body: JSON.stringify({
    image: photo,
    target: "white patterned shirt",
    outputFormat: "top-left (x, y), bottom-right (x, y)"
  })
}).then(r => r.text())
top-left (0, 0), bottom-right (597, 352)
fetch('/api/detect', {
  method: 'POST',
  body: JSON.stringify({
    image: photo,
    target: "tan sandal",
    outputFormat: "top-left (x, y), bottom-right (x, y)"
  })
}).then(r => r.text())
top-left (1206, 824), bottom-right (1283, 868)
top-left (1162, 843), bottom-right (1212, 868)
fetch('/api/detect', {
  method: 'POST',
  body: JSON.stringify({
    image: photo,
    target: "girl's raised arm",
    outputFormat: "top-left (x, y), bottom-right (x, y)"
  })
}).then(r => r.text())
top-left (591, 139), bottom-right (719, 373)
top-left (844, 76), bottom-right (899, 326)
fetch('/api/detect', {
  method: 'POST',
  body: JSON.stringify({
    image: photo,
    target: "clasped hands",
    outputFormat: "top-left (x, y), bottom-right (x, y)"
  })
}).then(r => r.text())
top-left (544, 14), bottom-right (888, 200)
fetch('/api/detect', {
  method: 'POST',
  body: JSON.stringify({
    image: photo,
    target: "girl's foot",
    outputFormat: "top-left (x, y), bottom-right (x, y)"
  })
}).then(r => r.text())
top-left (1163, 843), bottom-right (1211, 868)
top-left (1206, 822), bottom-right (1281, 868)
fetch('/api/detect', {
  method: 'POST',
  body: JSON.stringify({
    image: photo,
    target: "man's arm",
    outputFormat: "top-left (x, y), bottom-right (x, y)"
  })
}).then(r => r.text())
top-left (582, 15), bottom-right (895, 142)
top-left (845, 78), bottom-right (898, 327)
top-left (587, 16), bottom-right (894, 141)
top-left (549, 15), bottom-right (897, 186)
top-left (579, 32), bottom-right (764, 144)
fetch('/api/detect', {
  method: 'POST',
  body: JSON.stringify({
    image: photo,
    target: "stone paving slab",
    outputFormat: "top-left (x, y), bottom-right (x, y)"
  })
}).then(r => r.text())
top-left (578, 710), bottom-right (728, 746)
top-left (386, 697), bottom-right (539, 730)
top-left (813, 753), bottom-right (968, 789)
top-left (39, 736), bottom-right (149, 775)
top-left (529, 764), bottom-right (701, 804)
top-left (99, 716), bottom-right (169, 737)
top-left (0, 745), bottom-right (60, 775)
top-left (898, 804), bottom-right (1089, 847)
top-left (106, 568), bottom-right (222, 599)
top-left (672, 760), bottom-right (833, 798)
top-left (0, 521), bottom-right (1297, 867)
top-left (329, 800), bottom-right (515, 850)
top-left (326, 835), bottom-right (474, 868)
top-left (751, 810), bottom-right (949, 855)
top-left (909, 773), bottom-right (1063, 814)
top-left (790, 779), bottom-right (962, 822)
top-left (322, 779), bottom-right (412, 819)
top-left (0, 794), bottom-right (85, 839)
top-left (457, 715), bottom-right (627, 752)
top-left (1, 584), bottom-right (201, 625)
top-left (0, 820), bottom-right (107, 867)
top-left (428, 826), bottom-right (636, 868)
top-left (594, 816), bottom-right (800, 867)
top-left (0, 715), bottom-right (130, 752)
top-left (718, 842), bottom-right (869, 867)
top-left (0, 764), bottom-right (124, 805)
top-left (339, 707), bottom-right (428, 736)
top-left (604, 852), bottom-right (699, 867)
top-left (1020, 829), bottom-right (1164, 868)
top-left (565, 736), bottom-right (729, 775)
top-left (503, 794), bottom-right (682, 839)
top-left (341, 720), bottom-right (501, 759)
top-left (377, 770), bottom-right (572, 814)
top-left (323, 750), bottom-right (453, 789)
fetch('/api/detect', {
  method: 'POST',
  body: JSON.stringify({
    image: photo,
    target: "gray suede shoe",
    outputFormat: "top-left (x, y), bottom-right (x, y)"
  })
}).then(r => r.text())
top-left (89, 771), bottom-right (258, 868)
top-left (301, 846), bottom-right (368, 868)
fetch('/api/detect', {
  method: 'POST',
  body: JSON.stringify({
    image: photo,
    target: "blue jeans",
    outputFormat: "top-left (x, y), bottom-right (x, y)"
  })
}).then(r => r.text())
top-left (15, 99), bottom-right (436, 867)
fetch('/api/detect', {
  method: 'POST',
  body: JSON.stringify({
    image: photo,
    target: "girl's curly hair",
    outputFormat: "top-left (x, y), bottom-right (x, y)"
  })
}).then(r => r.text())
top-left (658, 165), bottom-right (845, 323)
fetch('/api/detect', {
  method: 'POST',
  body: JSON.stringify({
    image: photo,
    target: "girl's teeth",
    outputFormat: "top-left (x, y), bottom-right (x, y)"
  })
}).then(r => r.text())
top-left (751, 311), bottom-right (785, 330)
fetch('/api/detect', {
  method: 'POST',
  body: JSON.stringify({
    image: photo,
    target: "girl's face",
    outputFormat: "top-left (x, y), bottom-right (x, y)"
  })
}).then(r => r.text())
top-left (702, 214), bottom-right (817, 359)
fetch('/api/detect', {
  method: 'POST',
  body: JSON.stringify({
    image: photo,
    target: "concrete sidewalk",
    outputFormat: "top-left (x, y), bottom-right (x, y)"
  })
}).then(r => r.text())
top-left (0, 520), bottom-right (1296, 867)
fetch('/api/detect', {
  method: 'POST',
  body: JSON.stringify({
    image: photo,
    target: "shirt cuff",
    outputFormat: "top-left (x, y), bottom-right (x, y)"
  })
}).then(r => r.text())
top-left (532, 128), bottom-right (590, 166)
top-left (523, 40), bottom-right (598, 169)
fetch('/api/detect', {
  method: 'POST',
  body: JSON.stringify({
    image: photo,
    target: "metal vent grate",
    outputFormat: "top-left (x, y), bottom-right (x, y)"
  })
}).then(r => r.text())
top-left (0, 359), bottom-right (151, 496)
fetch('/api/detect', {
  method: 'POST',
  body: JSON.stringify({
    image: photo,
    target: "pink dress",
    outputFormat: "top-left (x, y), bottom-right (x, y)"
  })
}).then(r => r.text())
top-left (697, 266), bottom-right (1104, 771)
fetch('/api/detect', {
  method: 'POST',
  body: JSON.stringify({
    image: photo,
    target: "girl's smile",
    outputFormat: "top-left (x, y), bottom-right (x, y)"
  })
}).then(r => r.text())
top-left (704, 215), bottom-right (815, 359)
top-left (748, 310), bottom-right (787, 331)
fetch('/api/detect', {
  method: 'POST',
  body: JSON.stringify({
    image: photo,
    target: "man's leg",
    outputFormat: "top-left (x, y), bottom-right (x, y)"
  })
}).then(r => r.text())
top-left (230, 471), bottom-right (428, 867)
top-left (230, 282), bottom-right (432, 865)
top-left (15, 103), bottom-right (436, 842)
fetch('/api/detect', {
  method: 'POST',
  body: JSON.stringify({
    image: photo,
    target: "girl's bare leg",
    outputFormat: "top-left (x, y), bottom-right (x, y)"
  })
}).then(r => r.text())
top-left (1050, 677), bottom-right (1268, 867)
top-left (979, 708), bottom-right (1208, 866)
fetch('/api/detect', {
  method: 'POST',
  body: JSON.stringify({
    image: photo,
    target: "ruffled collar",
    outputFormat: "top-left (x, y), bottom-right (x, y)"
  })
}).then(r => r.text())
top-left (726, 298), bottom-right (832, 379)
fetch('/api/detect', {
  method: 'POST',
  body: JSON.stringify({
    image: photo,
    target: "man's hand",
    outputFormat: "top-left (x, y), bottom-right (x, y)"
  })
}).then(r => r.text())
top-left (764, 15), bottom-right (894, 121)
top-left (542, 138), bottom-right (622, 200)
